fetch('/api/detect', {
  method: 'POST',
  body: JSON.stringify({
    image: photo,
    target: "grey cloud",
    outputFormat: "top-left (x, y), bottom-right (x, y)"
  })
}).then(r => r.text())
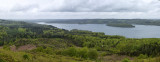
top-left (11, 4), bottom-right (39, 12)
top-left (41, 0), bottom-right (160, 12)
top-left (1, 0), bottom-right (160, 19)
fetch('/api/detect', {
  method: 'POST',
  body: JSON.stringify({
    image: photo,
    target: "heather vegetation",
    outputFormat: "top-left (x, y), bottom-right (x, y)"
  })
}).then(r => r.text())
top-left (1, 19), bottom-right (160, 62)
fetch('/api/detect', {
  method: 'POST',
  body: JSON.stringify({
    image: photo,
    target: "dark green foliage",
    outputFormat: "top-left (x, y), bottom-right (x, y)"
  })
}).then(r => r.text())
top-left (23, 54), bottom-right (29, 60)
top-left (107, 23), bottom-right (135, 28)
top-left (0, 41), bottom-right (3, 46)
top-left (0, 59), bottom-right (7, 62)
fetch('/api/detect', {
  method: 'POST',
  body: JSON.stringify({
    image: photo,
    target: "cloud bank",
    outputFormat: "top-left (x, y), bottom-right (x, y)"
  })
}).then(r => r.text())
top-left (0, 0), bottom-right (160, 19)
top-left (41, 0), bottom-right (160, 12)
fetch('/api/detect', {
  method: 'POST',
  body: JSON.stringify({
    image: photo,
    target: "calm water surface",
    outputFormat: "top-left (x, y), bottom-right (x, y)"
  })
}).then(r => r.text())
top-left (38, 22), bottom-right (160, 38)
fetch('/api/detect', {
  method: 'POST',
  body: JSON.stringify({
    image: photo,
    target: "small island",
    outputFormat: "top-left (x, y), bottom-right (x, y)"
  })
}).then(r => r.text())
top-left (106, 23), bottom-right (135, 28)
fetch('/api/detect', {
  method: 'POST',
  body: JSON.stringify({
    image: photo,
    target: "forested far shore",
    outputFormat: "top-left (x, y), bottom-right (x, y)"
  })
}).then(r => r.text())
top-left (42, 19), bottom-right (160, 26)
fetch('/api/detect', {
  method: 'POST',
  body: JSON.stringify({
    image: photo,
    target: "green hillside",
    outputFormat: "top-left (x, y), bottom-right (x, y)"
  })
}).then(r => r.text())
top-left (0, 19), bottom-right (160, 62)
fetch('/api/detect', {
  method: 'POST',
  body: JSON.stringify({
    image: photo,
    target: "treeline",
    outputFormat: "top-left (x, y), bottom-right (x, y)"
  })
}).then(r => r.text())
top-left (107, 23), bottom-right (135, 28)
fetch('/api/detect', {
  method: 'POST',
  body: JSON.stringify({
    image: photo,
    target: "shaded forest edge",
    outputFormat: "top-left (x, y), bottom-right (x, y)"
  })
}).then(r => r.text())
top-left (0, 19), bottom-right (160, 62)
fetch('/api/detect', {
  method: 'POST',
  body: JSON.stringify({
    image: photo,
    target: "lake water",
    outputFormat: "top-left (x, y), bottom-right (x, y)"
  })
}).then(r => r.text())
top-left (37, 22), bottom-right (160, 38)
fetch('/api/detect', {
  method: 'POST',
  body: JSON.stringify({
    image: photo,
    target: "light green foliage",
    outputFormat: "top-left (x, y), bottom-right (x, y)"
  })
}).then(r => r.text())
top-left (100, 52), bottom-right (107, 56)
top-left (18, 28), bottom-right (26, 33)
top-left (44, 47), bottom-right (54, 54)
top-left (3, 45), bottom-right (10, 50)
top-left (78, 47), bottom-right (88, 59)
top-left (63, 47), bottom-right (78, 57)
top-left (0, 49), bottom-right (91, 62)
top-left (62, 47), bottom-right (98, 60)
top-left (122, 58), bottom-right (131, 62)
top-left (33, 47), bottom-right (54, 54)
top-left (138, 54), bottom-right (148, 59)
top-left (0, 53), bottom-right (15, 62)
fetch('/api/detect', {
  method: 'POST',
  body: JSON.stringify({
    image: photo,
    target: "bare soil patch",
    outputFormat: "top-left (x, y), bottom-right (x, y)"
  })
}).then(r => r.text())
top-left (10, 44), bottom-right (36, 51)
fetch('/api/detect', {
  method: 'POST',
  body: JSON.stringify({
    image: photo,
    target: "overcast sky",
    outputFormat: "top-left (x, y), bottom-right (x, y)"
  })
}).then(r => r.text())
top-left (0, 0), bottom-right (160, 19)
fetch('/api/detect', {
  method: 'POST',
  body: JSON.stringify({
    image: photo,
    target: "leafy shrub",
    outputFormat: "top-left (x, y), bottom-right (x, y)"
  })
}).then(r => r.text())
top-left (44, 47), bottom-right (54, 54)
top-left (34, 47), bottom-right (44, 52)
top-left (3, 45), bottom-right (10, 50)
top-left (88, 49), bottom-right (98, 60)
top-left (62, 47), bottom-right (98, 60)
top-left (23, 54), bottom-right (29, 60)
top-left (78, 47), bottom-right (88, 59)
top-left (33, 46), bottom-right (54, 55)
top-left (138, 54), bottom-right (148, 59)
top-left (122, 58), bottom-right (131, 62)
top-left (100, 52), bottom-right (107, 56)
top-left (63, 47), bottom-right (78, 57)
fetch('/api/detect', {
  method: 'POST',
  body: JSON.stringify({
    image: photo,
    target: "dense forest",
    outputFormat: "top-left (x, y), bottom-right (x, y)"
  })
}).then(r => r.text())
top-left (1, 19), bottom-right (160, 62)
